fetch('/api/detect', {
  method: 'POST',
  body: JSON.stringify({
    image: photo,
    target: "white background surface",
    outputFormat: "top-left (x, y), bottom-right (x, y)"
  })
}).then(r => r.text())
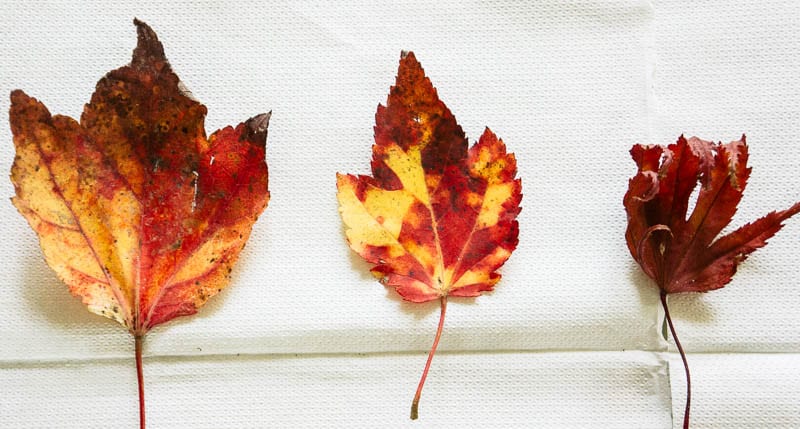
top-left (0, 1), bottom-right (798, 428)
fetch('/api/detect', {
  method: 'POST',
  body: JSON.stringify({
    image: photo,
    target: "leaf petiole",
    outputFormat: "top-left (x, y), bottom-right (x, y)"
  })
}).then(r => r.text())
top-left (410, 296), bottom-right (447, 420)
top-left (135, 335), bottom-right (146, 429)
top-left (661, 292), bottom-right (690, 429)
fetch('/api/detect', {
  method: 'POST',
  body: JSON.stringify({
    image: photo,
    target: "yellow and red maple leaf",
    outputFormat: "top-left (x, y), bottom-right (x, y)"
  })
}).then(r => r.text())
top-left (336, 52), bottom-right (521, 419)
top-left (10, 20), bottom-right (269, 427)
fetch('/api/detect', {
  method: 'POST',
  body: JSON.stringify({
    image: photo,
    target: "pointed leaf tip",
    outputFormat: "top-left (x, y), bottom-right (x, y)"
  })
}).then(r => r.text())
top-left (132, 19), bottom-right (166, 68)
top-left (243, 112), bottom-right (271, 144)
top-left (10, 88), bottom-right (25, 101)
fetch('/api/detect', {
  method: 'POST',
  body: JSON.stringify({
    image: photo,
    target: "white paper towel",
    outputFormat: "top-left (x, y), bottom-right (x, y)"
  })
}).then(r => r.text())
top-left (668, 353), bottom-right (800, 429)
top-left (0, 0), bottom-right (661, 360)
top-left (0, 1), bottom-right (797, 427)
top-left (1, 351), bottom-right (670, 428)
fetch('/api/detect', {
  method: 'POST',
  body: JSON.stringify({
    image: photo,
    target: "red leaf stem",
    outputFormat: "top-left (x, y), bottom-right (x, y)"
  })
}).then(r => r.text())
top-left (135, 335), bottom-right (146, 429)
top-left (411, 296), bottom-right (447, 420)
top-left (661, 292), bottom-right (690, 429)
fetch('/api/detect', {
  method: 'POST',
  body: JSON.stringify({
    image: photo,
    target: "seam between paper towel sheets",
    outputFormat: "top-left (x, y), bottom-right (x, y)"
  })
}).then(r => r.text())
top-left (642, 3), bottom-right (679, 426)
top-left (2, 349), bottom-right (795, 367)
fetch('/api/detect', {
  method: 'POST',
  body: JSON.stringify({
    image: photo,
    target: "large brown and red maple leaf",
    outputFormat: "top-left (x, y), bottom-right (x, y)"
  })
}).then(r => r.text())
top-left (10, 20), bottom-right (269, 428)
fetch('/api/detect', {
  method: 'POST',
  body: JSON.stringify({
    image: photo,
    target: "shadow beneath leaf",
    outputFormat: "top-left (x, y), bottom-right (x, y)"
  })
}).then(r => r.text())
top-left (666, 292), bottom-right (716, 325)
top-left (625, 262), bottom-right (716, 325)
top-left (338, 219), bottom-right (482, 319)
top-left (163, 223), bottom-right (272, 333)
top-left (341, 235), bottom-right (440, 319)
top-left (20, 252), bottom-right (112, 328)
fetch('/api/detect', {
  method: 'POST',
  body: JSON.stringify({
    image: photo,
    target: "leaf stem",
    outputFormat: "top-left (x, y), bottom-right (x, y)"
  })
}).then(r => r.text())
top-left (661, 292), bottom-right (690, 429)
top-left (410, 296), bottom-right (447, 420)
top-left (135, 335), bottom-right (146, 429)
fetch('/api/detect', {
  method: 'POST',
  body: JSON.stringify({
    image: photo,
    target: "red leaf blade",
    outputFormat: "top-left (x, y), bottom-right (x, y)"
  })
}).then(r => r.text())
top-left (625, 135), bottom-right (798, 294)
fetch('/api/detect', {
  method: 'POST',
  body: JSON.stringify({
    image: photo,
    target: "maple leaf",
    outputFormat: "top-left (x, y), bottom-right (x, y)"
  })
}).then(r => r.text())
top-left (624, 135), bottom-right (800, 429)
top-left (336, 52), bottom-right (521, 420)
top-left (9, 19), bottom-right (269, 428)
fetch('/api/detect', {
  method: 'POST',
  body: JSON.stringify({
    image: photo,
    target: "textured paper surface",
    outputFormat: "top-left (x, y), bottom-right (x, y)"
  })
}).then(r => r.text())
top-left (0, 0), bottom-right (660, 359)
top-left (1, 351), bottom-right (670, 428)
top-left (0, 1), bottom-right (797, 427)
top-left (668, 354), bottom-right (800, 429)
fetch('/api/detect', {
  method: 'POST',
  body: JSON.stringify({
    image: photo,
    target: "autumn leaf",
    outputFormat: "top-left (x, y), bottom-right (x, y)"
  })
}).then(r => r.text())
top-left (624, 135), bottom-right (800, 429)
top-left (9, 19), bottom-right (269, 428)
top-left (336, 52), bottom-right (521, 419)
